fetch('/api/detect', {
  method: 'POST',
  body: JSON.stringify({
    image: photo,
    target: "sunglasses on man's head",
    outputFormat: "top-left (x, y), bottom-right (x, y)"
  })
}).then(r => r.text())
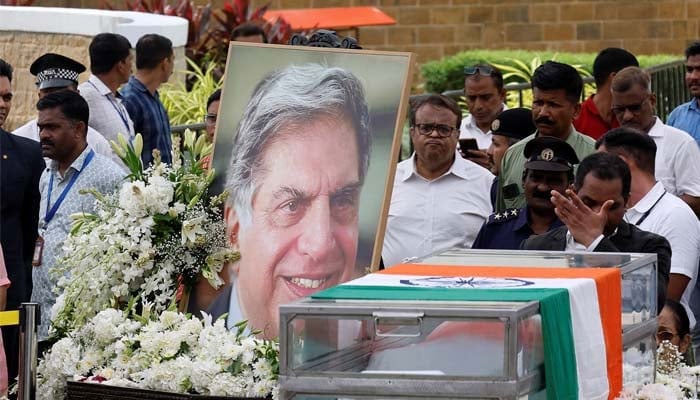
top-left (464, 66), bottom-right (494, 77)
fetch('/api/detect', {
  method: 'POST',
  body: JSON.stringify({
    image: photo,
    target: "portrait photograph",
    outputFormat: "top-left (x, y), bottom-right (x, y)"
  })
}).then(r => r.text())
top-left (204, 42), bottom-right (414, 338)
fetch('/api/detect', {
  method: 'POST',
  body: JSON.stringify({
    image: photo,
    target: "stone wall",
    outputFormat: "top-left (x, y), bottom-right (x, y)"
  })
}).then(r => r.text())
top-left (0, 31), bottom-right (185, 132)
top-left (258, 0), bottom-right (699, 65)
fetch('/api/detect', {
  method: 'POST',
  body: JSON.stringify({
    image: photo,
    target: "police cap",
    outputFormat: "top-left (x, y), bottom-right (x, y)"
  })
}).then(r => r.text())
top-left (29, 53), bottom-right (85, 90)
top-left (523, 136), bottom-right (579, 172)
top-left (491, 108), bottom-right (536, 140)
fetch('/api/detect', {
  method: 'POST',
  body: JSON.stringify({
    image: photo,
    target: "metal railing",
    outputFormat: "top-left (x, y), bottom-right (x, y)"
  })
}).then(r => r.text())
top-left (0, 303), bottom-right (40, 400)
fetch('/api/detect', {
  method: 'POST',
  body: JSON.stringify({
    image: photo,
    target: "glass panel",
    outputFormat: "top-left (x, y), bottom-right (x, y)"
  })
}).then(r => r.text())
top-left (517, 314), bottom-right (544, 379)
top-left (418, 249), bottom-right (643, 268)
top-left (623, 333), bottom-right (656, 388)
top-left (288, 315), bottom-right (509, 378)
top-left (621, 263), bottom-right (655, 328)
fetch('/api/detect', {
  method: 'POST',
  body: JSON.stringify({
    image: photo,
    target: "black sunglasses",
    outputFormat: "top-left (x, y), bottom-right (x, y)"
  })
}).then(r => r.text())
top-left (464, 66), bottom-right (494, 77)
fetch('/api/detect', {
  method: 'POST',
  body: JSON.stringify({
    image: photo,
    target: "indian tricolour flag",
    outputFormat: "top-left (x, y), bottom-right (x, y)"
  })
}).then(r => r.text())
top-left (312, 264), bottom-right (621, 400)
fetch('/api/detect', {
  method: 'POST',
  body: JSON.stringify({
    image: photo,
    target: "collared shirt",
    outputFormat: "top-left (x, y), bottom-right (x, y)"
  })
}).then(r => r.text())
top-left (565, 231), bottom-right (605, 252)
top-left (12, 118), bottom-right (118, 166)
top-left (382, 153), bottom-right (494, 267)
top-left (625, 181), bottom-right (700, 328)
top-left (574, 94), bottom-right (619, 140)
top-left (495, 127), bottom-right (596, 212)
top-left (472, 206), bottom-right (564, 250)
top-left (121, 76), bottom-right (172, 166)
top-left (78, 75), bottom-right (135, 143)
top-left (647, 117), bottom-right (700, 197)
top-left (32, 147), bottom-right (125, 339)
top-left (459, 104), bottom-right (507, 150)
top-left (667, 98), bottom-right (700, 146)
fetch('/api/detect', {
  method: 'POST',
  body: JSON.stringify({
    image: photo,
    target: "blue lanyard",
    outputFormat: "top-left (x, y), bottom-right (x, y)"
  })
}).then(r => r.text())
top-left (44, 150), bottom-right (95, 226)
top-left (88, 80), bottom-right (131, 135)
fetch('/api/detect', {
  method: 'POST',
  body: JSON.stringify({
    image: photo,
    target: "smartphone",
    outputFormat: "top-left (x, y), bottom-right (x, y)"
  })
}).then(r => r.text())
top-left (459, 138), bottom-right (479, 154)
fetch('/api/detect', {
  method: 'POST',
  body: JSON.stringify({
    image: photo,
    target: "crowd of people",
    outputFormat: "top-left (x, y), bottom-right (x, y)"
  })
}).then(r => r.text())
top-left (1, 25), bottom-right (700, 393)
top-left (382, 43), bottom-right (700, 367)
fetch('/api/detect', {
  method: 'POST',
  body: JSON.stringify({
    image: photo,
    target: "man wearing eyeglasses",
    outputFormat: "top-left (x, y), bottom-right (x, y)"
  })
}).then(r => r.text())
top-left (382, 94), bottom-right (494, 267)
top-left (611, 66), bottom-right (700, 216)
top-left (460, 64), bottom-right (507, 169)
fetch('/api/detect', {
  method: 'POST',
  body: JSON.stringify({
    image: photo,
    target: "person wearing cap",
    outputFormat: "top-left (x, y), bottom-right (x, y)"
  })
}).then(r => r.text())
top-left (12, 53), bottom-right (116, 164)
top-left (597, 128), bottom-right (700, 333)
top-left (120, 33), bottom-right (174, 166)
top-left (496, 61), bottom-right (596, 213)
top-left (78, 33), bottom-right (136, 144)
top-left (486, 107), bottom-right (536, 208)
top-left (472, 136), bottom-right (577, 250)
top-left (522, 152), bottom-right (671, 312)
top-left (32, 90), bottom-right (125, 340)
top-left (459, 63), bottom-right (507, 169)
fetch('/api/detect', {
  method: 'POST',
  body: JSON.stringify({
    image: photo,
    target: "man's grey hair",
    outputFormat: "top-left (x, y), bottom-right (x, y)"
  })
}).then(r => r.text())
top-left (226, 63), bottom-right (371, 225)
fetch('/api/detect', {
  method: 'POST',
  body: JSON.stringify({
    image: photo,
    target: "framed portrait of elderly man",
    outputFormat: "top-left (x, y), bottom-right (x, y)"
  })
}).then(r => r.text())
top-left (203, 42), bottom-right (414, 338)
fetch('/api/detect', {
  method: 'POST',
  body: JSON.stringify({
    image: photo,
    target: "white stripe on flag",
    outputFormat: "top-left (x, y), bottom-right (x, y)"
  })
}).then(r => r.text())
top-left (344, 274), bottom-right (609, 400)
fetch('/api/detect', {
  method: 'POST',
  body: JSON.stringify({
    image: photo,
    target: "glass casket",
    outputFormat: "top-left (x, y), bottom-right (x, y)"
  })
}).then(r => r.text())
top-left (278, 250), bottom-right (659, 399)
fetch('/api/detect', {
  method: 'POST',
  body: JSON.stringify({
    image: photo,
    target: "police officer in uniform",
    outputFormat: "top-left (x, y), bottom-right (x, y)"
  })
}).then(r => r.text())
top-left (487, 107), bottom-right (536, 208)
top-left (472, 136), bottom-right (579, 249)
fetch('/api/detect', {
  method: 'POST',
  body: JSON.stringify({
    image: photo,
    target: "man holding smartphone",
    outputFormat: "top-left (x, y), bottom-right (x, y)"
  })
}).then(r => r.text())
top-left (459, 64), bottom-right (507, 169)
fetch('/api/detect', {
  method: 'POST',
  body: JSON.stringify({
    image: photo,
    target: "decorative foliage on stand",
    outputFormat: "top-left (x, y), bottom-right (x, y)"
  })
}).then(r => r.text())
top-left (49, 130), bottom-right (238, 338)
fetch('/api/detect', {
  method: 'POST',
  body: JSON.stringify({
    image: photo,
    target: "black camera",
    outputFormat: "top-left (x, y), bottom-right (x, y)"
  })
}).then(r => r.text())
top-left (288, 29), bottom-right (361, 49)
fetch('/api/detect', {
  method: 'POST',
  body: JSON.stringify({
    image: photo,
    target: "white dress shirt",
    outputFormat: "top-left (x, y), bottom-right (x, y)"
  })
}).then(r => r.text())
top-left (565, 231), bottom-right (605, 252)
top-left (12, 118), bottom-right (119, 166)
top-left (625, 181), bottom-right (700, 328)
top-left (459, 104), bottom-right (508, 150)
top-left (382, 153), bottom-right (494, 267)
top-left (648, 117), bottom-right (700, 197)
top-left (78, 75), bottom-right (135, 143)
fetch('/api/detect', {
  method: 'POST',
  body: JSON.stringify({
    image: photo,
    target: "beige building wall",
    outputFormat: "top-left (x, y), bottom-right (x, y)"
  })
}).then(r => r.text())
top-left (259, 0), bottom-right (699, 65)
top-left (1, 31), bottom-right (185, 132)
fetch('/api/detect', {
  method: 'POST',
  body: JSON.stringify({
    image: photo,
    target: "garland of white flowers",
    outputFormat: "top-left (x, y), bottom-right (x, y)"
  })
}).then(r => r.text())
top-left (38, 308), bottom-right (279, 400)
top-left (49, 131), bottom-right (239, 337)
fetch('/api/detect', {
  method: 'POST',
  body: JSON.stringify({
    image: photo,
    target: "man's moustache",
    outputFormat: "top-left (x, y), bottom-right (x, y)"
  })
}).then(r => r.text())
top-left (535, 117), bottom-right (555, 125)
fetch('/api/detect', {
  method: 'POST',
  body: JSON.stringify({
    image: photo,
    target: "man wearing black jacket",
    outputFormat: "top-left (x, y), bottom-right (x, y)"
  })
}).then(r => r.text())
top-left (0, 58), bottom-right (45, 381)
top-left (522, 152), bottom-right (671, 312)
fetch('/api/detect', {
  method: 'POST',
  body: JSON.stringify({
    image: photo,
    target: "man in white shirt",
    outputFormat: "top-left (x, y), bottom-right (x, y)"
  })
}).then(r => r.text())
top-left (12, 53), bottom-right (116, 163)
top-left (459, 64), bottom-right (507, 169)
top-left (611, 66), bottom-right (700, 216)
top-left (383, 94), bottom-right (494, 267)
top-left (598, 128), bottom-right (700, 328)
top-left (78, 33), bottom-right (135, 143)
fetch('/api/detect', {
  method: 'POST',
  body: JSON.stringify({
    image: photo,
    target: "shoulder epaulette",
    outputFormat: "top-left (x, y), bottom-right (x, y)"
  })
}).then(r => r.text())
top-left (487, 208), bottom-right (520, 224)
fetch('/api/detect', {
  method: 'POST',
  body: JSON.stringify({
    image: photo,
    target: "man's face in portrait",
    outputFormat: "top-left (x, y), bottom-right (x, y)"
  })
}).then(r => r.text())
top-left (226, 114), bottom-right (362, 338)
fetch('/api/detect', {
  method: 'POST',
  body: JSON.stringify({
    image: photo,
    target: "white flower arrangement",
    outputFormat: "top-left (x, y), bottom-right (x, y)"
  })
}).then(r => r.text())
top-left (618, 341), bottom-right (700, 399)
top-left (49, 131), bottom-right (239, 337)
top-left (37, 309), bottom-right (279, 400)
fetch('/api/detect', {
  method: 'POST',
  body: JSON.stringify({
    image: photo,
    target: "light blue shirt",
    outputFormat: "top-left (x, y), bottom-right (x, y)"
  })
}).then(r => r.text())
top-left (667, 98), bottom-right (700, 146)
top-left (33, 147), bottom-right (125, 339)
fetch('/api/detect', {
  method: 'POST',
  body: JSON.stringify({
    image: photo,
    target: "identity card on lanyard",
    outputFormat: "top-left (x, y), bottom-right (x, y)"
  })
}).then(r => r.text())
top-left (33, 150), bottom-right (95, 266)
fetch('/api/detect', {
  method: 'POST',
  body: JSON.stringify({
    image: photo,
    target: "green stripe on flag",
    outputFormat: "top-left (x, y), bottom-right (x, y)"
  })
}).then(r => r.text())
top-left (313, 285), bottom-right (578, 400)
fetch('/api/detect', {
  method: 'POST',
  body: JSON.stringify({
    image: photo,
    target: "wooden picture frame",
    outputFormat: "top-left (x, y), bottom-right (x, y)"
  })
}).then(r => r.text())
top-left (203, 42), bottom-right (413, 337)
